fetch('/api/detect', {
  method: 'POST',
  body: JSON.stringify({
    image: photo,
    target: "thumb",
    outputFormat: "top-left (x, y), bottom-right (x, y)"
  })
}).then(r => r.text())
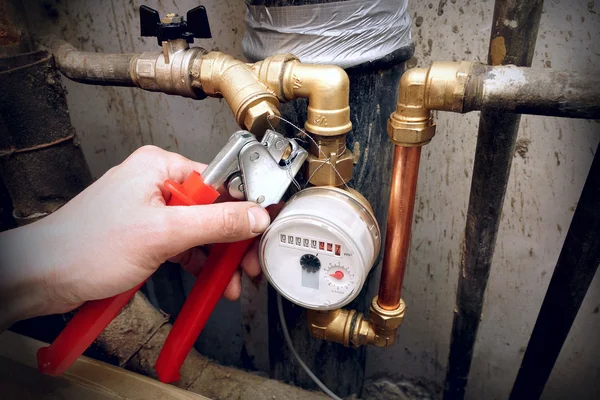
top-left (162, 201), bottom-right (271, 253)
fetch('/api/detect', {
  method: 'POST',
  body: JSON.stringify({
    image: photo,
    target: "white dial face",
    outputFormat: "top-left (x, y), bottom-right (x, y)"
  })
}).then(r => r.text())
top-left (323, 262), bottom-right (356, 291)
top-left (261, 220), bottom-right (363, 310)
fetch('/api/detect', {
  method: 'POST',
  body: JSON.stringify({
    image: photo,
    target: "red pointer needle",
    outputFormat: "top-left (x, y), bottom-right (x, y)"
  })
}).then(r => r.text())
top-left (329, 271), bottom-right (344, 280)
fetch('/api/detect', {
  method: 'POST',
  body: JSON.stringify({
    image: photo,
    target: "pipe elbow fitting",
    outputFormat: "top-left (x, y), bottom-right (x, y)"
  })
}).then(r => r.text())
top-left (396, 68), bottom-right (428, 119)
top-left (316, 66), bottom-right (350, 98)
top-left (307, 309), bottom-right (373, 348)
top-left (283, 62), bottom-right (352, 137)
top-left (388, 61), bottom-right (475, 146)
top-left (388, 67), bottom-right (435, 147)
top-left (306, 297), bottom-right (406, 349)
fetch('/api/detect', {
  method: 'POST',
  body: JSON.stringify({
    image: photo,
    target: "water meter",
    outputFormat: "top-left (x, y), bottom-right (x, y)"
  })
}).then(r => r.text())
top-left (259, 186), bottom-right (381, 310)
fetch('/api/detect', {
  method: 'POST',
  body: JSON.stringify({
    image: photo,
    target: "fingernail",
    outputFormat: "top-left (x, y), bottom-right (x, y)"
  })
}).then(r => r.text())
top-left (248, 206), bottom-right (270, 234)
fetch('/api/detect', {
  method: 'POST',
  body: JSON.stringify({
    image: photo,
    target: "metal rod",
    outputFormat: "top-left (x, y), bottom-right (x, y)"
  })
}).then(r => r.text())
top-left (378, 145), bottom-right (421, 310)
top-left (465, 66), bottom-right (600, 119)
top-left (443, 1), bottom-right (544, 399)
top-left (509, 144), bottom-right (600, 399)
top-left (47, 39), bottom-right (136, 87)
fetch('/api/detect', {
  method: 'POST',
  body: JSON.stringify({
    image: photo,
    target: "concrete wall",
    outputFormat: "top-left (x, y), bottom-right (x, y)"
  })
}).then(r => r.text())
top-left (22, 0), bottom-right (599, 399)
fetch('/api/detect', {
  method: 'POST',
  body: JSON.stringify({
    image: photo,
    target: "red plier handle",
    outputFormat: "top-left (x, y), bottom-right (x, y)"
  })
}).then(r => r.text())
top-left (37, 171), bottom-right (241, 376)
top-left (155, 238), bottom-right (253, 382)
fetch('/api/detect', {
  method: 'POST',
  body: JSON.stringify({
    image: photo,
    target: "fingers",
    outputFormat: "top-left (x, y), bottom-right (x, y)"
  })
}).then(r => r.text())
top-left (223, 269), bottom-right (242, 301)
top-left (240, 239), bottom-right (261, 278)
top-left (162, 202), bottom-right (270, 254)
top-left (123, 146), bottom-right (208, 201)
top-left (170, 247), bottom-right (208, 277)
top-left (212, 202), bottom-right (284, 280)
top-left (126, 146), bottom-right (207, 180)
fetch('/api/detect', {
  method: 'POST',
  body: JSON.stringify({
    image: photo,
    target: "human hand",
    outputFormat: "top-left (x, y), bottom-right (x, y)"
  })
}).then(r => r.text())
top-left (0, 145), bottom-right (271, 323)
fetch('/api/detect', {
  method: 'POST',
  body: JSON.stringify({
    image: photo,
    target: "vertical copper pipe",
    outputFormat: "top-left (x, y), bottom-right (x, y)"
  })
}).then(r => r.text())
top-left (378, 145), bottom-right (422, 310)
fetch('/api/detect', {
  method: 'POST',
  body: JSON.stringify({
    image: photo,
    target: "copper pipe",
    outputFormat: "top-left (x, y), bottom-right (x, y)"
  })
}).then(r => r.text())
top-left (378, 145), bottom-right (422, 310)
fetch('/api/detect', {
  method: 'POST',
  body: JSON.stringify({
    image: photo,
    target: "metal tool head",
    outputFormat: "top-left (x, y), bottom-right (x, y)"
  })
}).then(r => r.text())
top-left (203, 130), bottom-right (307, 207)
top-left (202, 131), bottom-right (255, 188)
top-left (238, 130), bottom-right (307, 207)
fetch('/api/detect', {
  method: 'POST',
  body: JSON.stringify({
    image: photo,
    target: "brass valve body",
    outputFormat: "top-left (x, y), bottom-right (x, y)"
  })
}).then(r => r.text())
top-left (307, 297), bottom-right (405, 349)
top-left (306, 134), bottom-right (353, 187)
top-left (130, 49), bottom-right (354, 184)
top-left (307, 308), bottom-right (373, 348)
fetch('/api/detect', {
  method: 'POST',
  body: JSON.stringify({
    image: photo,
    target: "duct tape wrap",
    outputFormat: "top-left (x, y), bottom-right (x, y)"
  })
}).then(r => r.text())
top-left (242, 0), bottom-right (412, 68)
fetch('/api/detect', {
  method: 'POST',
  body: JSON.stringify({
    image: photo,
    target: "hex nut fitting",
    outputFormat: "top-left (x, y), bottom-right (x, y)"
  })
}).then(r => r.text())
top-left (243, 101), bottom-right (280, 136)
top-left (387, 116), bottom-right (436, 147)
top-left (305, 149), bottom-right (353, 186)
top-left (369, 296), bottom-right (406, 331)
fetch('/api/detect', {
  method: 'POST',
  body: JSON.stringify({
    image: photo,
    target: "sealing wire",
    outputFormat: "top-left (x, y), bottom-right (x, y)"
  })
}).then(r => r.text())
top-left (269, 113), bottom-right (346, 399)
top-left (277, 293), bottom-right (343, 400)
top-left (267, 115), bottom-right (350, 190)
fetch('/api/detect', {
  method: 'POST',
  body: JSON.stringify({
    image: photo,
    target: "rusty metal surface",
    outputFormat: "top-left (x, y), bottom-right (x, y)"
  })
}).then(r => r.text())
top-left (0, 0), bottom-right (33, 56)
top-left (48, 38), bottom-right (135, 86)
top-left (443, 1), bottom-right (545, 399)
top-left (466, 66), bottom-right (600, 119)
top-left (0, 51), bottom-right (92, 222)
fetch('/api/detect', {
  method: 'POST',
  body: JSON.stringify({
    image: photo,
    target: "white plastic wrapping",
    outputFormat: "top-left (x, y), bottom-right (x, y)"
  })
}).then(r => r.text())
top-left (242, 0), bottom-right (412, 68)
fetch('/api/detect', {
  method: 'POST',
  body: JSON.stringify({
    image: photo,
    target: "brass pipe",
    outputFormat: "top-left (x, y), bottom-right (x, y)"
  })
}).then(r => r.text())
top-left (194, 51), bottom-right (281, 135)
top-left (307, 63), bottom-right (465, 348)
top-left (253, 55), bottom-right (353, 185)
top-left (378, 145), bottom-right (421, 310)
top-left (47, 42), bottom-right (355, 180)
top-left (366, 61), bottom-right (472, 343)
top-left (284, 61), bottom-right (353, 186)
top-left (306, 308), bottom-right (373, 348)
top-left (306, 296), bottom-right (405, 349)
top-left (282, 61), bottom-right (352, 136)
top-left (303, 59), bottom-right (600, 348)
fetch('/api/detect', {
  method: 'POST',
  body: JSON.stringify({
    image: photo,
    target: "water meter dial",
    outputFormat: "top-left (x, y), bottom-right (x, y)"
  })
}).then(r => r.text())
top-left (300, 254), bottom-right (321, 273)
top-left (259, 187), bottom-right (380, 310)
top-left (324, 262), bottom-right (354, 290)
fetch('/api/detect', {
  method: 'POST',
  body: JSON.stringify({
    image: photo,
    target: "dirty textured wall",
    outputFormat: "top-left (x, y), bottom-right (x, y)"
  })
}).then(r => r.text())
top-left (20, 1), bottom-right (600, 399)
top-left (22, 0), bottom-right (249, 368)
top-left (364, 1), bottom-right (600, 399)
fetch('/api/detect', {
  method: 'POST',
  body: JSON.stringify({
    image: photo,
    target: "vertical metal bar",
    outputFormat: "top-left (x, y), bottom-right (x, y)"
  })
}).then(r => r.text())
top-left (509, 144), bottom-right (600, 399)
top-left (443, 1), bottom-right (544, 399)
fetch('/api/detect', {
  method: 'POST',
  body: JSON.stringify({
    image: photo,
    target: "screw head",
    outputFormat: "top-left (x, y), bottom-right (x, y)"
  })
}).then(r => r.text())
top-left (161, 13), bottom-right (183, 24)
top-left (256, 195), bottom-right (265, 203)
top-left (250, 152), bottom-right (260, 162)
